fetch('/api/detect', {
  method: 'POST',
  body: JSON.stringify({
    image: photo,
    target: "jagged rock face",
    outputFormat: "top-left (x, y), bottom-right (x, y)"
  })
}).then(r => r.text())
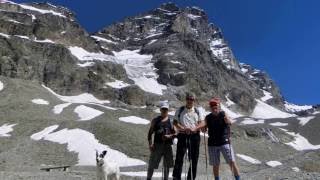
top-left (0, 1), bottom-right (133, 100)
top-left (0, 1), bottom-right (98, 51)
top-left (0, 1), bottom-right (287, 113)
top-left (94, 2), bottom-right (286, 112)
top-left (239, 63), bottom-right (285, 109)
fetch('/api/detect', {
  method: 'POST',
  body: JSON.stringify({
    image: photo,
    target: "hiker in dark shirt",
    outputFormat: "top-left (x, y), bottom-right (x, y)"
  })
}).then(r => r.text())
top-left (147, 101), bottom-right (175, 180)
top-left (192, 98), bottom-right (241, 180)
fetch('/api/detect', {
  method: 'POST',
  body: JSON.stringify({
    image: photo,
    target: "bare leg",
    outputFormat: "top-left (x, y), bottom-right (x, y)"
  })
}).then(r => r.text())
top-left (229, 161), bottom-right (240, 176)
top-left (213, 165), bottom-right (219, 177)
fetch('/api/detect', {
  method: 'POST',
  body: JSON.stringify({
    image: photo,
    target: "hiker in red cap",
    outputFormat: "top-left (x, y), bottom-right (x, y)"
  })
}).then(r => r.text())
top-left (192, 98), bottom-right (241, 180)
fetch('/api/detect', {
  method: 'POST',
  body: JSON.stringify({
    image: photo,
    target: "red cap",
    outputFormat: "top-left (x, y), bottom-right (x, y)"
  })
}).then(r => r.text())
top-left (209, 97), bottom-right (220, 107)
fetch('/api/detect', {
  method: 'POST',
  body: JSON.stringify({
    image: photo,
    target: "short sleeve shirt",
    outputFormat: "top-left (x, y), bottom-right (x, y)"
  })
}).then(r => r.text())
top-left (174, 106), bottom-right (202, 129)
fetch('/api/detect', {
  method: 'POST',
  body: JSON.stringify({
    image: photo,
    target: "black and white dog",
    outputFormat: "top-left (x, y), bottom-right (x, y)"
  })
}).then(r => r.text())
top-left (96, 150), bottom-right (120, 180)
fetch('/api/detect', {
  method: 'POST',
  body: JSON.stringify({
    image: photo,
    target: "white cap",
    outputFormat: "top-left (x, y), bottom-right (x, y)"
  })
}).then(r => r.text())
top-left (160, 101), bottom-right (169, 109)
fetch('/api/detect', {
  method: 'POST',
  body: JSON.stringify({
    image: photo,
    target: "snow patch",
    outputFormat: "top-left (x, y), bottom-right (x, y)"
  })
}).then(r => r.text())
top-left (135, 15), bottom-right (160, 20)
top-left (269, 122), bottom-right (288, 127)
top-left (113, 49), bottom-right (167, 95)
top-left (43, 85), bottom-right (116, 114)
top-left (0, 80), bottom-right (3, 91)
top-left (241, 67), bottom-right (248, 73)
top-left (240, 118), bottom-right (264, 125)
top-left (261, 90), bottom-right (273, 102)
top-left (313, 111), bottom-right (320, 115)
top-left (74, 105), bottom-right (104, 121)
top-left (14, 35), bottom-right (30, 39)
top-left (225, 95), bottom-right (235, 107)
top-left (77, 62), bottom-right (95, 67)
top-left (7, 19), bottom-right (23, 24)
top-left (0, 33), bottom-right (10, 38)
top-left (165, 52), bottom-right (174, 56)
top-left (236, 154), bottom-right (261, 164)
top-left (251, 100), bottom-right (294, 119)
top-left (145, 33), bottom-right (163, 39)
top-left (284, 131), bottom-right (320, 151)
top-left (91, 35), bottom-right (118, 44)
top-left (30, 14), bottom-right (36, 21)
top-left (284, 102), bottom-right (312, 113)
top-left (297, 116), bottom-right (315, 126)
top-left (106, 80), bottom-right (130, 89)
top-left (220, 104), bottom-right (243, 119)
top-left (192, 6), bottom-right (204, 12)
top-left (147, 39), bottom-right (157, 45)
top-left (31, 99), bottom-right (49, 105)
top-left (266, 161), bottom-right (282, 167)
top-left (7, 1), bottom-right (67, 18)
top-left (0, 123), bottom-right (17, 137)
top-left (43, 85), bottom-right (110, 104)
top-left (121, 171), bottom-right (185, 178)
top-left (53, 103), bottom-right (71, 114)
top-left (31, 125), bottom-right (59, 140)
top-left (31, 127), bottom-right (145, 166)
top-left (34, 39), bottom-right (55, 44)
top-left (210, 39), bottom-right (223, 46)
top-left (187, 14), bottom-right (201, 20)
top-left (68, 46), bottom-right (115, 62)
top-left (119, 116), bottom-right (150, 125)
top-left (170, 61), bottom-right (181, 64)
top-left (292, 167), bottom-right (300, 172)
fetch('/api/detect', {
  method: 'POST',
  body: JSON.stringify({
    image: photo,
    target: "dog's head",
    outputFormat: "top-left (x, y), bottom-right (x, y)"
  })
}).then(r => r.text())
top-left (96, 150), bottom-right (107, 166)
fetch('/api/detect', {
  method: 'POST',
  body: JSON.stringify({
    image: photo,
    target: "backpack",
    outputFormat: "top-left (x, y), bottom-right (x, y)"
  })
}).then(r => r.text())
top-left (177, 106), bottom-right (200, 120)
top-left (154, 116), bottom-right (173, 135)
top-left (153, 116), bottom-right (174, 144)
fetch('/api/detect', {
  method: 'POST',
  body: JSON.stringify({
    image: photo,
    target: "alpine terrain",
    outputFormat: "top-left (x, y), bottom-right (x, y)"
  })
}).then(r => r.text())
top-left (0, 1), bottom-right (319, 179)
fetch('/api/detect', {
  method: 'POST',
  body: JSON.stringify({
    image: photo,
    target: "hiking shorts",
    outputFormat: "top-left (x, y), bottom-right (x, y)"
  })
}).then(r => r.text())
top-left (208, 144), bottom-right (235, 166)
top-left (148, 143), bottom-right (174, 169)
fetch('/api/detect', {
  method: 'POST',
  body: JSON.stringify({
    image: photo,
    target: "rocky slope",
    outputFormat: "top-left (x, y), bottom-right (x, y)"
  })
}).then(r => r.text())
top-left (0, 1), bottom-right (319, 180)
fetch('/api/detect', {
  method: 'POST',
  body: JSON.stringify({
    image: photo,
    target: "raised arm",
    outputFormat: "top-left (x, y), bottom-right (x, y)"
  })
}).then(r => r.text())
top-left (224, 114), bottom-right (232, 125)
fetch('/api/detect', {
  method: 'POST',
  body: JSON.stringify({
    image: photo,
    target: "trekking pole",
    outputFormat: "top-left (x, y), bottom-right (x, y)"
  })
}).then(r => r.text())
top-left (228, 125), bottom-right (234, 178)
top-left (162, 160), bottom-right (164, 180)
top-left (203, 132), bottom-right (209, 180)
top-left (229, 142), bottom-right (234, 178)
top-left (185, 137), bottom-right (187, 180)
top-left (188, 136), bottom-right (193, 180)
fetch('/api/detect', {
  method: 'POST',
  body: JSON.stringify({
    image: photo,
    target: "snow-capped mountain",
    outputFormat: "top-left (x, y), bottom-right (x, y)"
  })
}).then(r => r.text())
top-left (1, 0), bottom-right (314, 115)
top-left (0, 1), bottom-right (319, 179)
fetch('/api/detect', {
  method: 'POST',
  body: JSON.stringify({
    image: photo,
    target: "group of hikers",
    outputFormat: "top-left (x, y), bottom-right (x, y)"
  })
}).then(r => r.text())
top-left (147, 92), bottom-right (241, 180)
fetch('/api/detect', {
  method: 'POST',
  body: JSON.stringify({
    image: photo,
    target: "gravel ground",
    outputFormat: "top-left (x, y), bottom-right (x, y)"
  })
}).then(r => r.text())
top-left (0, 77), bottom-right (319, 179)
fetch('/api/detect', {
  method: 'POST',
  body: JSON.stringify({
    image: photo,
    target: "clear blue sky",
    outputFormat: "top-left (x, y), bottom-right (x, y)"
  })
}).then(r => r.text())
top-left (15, 0), bottom-right (320, 105)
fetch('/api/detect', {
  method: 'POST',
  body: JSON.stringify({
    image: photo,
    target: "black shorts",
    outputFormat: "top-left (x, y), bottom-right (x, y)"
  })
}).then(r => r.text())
top-left (148, 143), bottom-right (174, 169)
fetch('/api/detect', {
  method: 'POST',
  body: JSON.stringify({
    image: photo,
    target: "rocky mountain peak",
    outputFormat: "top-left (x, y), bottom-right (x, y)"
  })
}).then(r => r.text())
top-left (158, 2), bottom-right (179, 12)
top-left (0, 1), bottom-right (301, 114)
